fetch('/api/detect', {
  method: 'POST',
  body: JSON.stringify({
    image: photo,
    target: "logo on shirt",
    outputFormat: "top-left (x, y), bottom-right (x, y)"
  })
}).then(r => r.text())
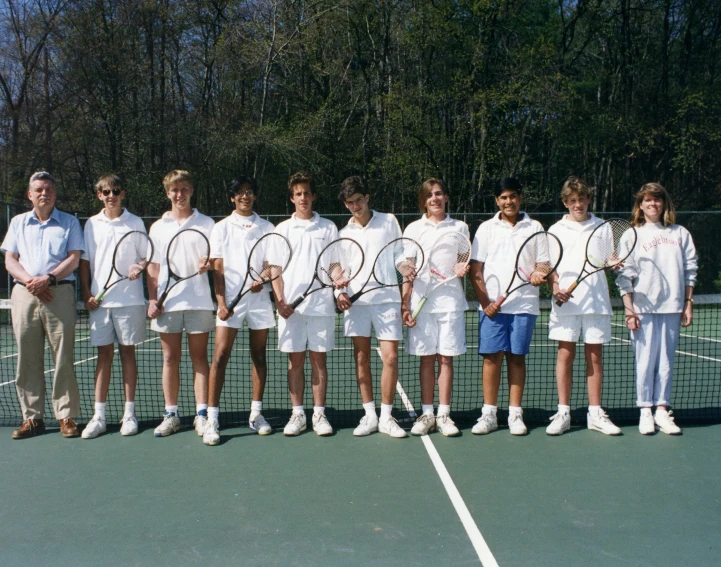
top-left (642, 235), bottom-right (680, 252)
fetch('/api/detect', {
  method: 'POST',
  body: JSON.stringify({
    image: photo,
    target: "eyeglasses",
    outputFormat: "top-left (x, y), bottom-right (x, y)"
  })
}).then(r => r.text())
top-left (235, 189), bottom-right (255, 197)
top-left (101, 189), bottom-right (122, 196)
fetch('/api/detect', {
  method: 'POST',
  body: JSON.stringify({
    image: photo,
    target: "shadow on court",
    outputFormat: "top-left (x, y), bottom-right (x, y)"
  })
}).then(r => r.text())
top-left (1, 422), bottom-right (720, 566)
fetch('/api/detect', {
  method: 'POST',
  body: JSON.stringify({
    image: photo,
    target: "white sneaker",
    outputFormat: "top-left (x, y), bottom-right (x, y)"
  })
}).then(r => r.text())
top-left (472, 412), bottom-right (498, 435)
top-left (639, 410), bottom-right (655, 435)
top-left (379, 416), bottom-right (408, 438)
top-left (588, 410), bottom-right (621, 435)
top-left (81, 416), bottom-right (106, 439)
top-left (353, 415), bottom-right (378, 436)
top-left (312, 412), bottom-right (333, 436)
top-left (410, 414), bottom-right (436, 436)
top-left (508, 411), bottom-right (528, 435)
top-left (436, 414), bottom-right (460, 437)
top-left (546, 412), bottom-right (570, 435)
top-left (120, 414), bottom-right (138, 436)
top-left (193, 414), bottom-right (208, 436)
top-left (249, 414), bottom-right (272, 435)
top-left (203, 420), bottom-right (220, 446)
top-left (283, 412), bottom-right (307, 436)
top-left (654, 410), bottom-right (681, 435)
top-left (154, 412), bottom-right (181, 437)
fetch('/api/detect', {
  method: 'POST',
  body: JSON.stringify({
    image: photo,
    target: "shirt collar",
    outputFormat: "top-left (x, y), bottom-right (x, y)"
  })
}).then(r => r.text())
top-left (161, 208), bottom-right (198, 225)
top-left (290, 211), bottom-right (319, 227)
top-left (492, 211), bottom-right (527, 227)
top-left (29, 207), bottom-right (61, 225)
top-left (420, 213), bottom-right (451, 226)
top-left (346, 210), bottom-right (377, 230)
top-left (230, 211), bottom-right (259, 228)
top-left (559, 212), bottom-right (597, 230)
top-left (97, 208), bottom-right (129, 223)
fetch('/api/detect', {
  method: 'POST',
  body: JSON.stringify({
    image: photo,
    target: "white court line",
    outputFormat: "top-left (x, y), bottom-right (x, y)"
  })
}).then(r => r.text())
top-left (0, 379), bottom-right (16, 387)
top-left (381, 347), bottom-right (497, 567)
top-left (611, 336), bottom-right (721, 363)
top-left (612, 321), bottom-right (721, 344)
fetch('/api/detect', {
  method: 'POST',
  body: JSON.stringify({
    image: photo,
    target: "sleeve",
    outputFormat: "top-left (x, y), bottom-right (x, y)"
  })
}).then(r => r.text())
top-left (209, 223), bottom-right (223, 259)
top-left (390, 215), bottom-right (402, 240)
top-left (0, 217), bottom-right (19, 254)
top-left (614, 230), bottom-right (639, 295)
top-left (681, 227), bottom-right (698, 287)
top-left (471, 224), bottom-right (487, 263)
top-left (148, 223), bottom-right (161, 263)
top-left (81, 220), bottom-right (92, 261)
top-left (459, 220), bottom-right (470, 239)
top-left (67, 216), bottom-right (85, 253)
top-left (328, 222), bottom-right (339, 243)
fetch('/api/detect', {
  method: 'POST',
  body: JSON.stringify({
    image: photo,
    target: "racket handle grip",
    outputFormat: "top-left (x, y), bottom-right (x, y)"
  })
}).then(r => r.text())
top-left (226, 296), bottom-right (240, 313)
top-left (156, 290), bottom-right (168, 309)
top-left (94, 289), bottom-right (106, 302)
top-left (555, 281), bottom-right (579, 307)
top-left (290, 296), bottom-right (303, 309)
top-left (348, 290), bottom-right (363, 303)
top-left (411, 297), bottom-right (427, 320)
top-left (494, 295), bottom-right (507, 307)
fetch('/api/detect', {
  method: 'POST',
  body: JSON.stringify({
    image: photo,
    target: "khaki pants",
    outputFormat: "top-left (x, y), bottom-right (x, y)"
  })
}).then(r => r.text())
top-left (11, 284), bottom-right (80, 420)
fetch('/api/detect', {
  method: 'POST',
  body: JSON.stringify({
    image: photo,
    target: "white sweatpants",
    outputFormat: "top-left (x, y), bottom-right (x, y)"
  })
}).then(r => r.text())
top-left (630, 313), bottom-right (681, 408)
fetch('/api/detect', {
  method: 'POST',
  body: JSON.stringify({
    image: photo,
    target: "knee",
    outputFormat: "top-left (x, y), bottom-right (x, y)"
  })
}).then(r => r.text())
top-left (383, 351), bottom-right (398, 367)
top-left (355, 350), bottom-right (370, 368)
top-left (212, 347), bottom-right (232, 367)
top-left (250, 348), bottom-right (267, 369)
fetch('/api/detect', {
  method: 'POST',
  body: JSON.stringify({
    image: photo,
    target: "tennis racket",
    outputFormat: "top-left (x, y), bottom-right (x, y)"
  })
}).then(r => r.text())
top-left (494, 231), bottom-right (563, 309)
top-left (290, 238), bottom-right (364, 309)
top-left (226, 233), bottom-right (293, 313)
top-left (411, 232), bottom-right (471, 319)
top-left (156, 228), bottom-right (211, 309)
top-left (337, 237), bottom-right (424, 312)
top-left (555, 219), bottom-right (637, 306)
top-left (95, 230), bottom-right (154, 302)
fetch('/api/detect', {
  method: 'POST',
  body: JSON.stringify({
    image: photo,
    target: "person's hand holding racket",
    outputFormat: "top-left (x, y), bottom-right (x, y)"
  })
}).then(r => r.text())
top-left (554, 219), bottom-right (637, 306)
top-left (287, 238), bottom-right (364, 314)
top-left (410, 232), bottom-right (471, 320)
top-left (337, 237), bottom-right (424, 313)
top-left (221, 233), bottom-right (292, 321)
top-left (150, 228), bottom-right (211, 318)
top-left (485, 231), bottom-right (562, 318)
top-left (89, 230), bottom-right (154, 311)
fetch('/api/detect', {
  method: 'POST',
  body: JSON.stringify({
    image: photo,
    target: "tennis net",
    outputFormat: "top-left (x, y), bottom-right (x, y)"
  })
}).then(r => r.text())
top-left (1, 296), bottom-right (720, 429)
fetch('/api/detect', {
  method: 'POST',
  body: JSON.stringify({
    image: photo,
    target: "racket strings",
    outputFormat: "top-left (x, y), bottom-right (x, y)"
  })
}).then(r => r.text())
top-left (317, 240), bottom-right (363, 286)
top-left (374, 240), bottom-right (423, 286)
top-left (517, 233), bottom-right (562, 282)
top-left (429, 236), bottom-right (471, 280)
top-left (248, 235), bottom-right (292, 283)
top-left (168, 230), bottom-right (210, 278)
top-left (113, 232), bottom-right (152, 277)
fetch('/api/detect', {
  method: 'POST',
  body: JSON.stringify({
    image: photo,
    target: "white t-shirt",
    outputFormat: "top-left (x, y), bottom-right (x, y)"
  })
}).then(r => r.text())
top-left (210, 212), bottom-right (275, 310)
top-left (338, 211), bottom-right (402, 306)
top-left (471, 212), bottom-right (545, 315)
top-left (274, 212), bottom-right (339, 316)
top-left (403, 214), bottom-right (470, 314)
top-left (615, 222), bottom-right (698, 314)
top-left (81, 209), bottom-right (148, 308)
top-left (548, 214), bottom-right (611, 316)
top-left (148, 209), bottom-right (215, 312)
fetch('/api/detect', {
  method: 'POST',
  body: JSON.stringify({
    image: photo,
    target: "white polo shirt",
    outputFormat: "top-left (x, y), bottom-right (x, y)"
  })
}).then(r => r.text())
top-left (548, 214), bottom-right (611, 316)
top-left (81, 208), bottom-right (147, 308)
top-left (148, 209), bottom-right (215, 312)
top-left (274, 212), bottom-right (339, 316)
top-left (338, 210), bottom-right (402, 306)
top-left (471, 212), bottom-right (545, 315)
top-left (210, 212), bottom-right (274, 310)
top-left (403, 214), bottom-right (470, 314)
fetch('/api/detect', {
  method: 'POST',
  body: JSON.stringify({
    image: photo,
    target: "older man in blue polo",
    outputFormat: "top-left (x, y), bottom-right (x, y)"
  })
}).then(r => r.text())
top-left (1, 171), bottom-right (85, 439)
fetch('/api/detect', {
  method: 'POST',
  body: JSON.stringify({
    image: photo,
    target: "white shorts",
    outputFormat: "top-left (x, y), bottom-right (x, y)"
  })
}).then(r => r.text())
top-left (548, 312), bottom-right (611, 344)
top-left (216, 303), bottom-right (275, 330)
top-left (151, 310), bottom-right (215, 334)
top-left (406, 311), bottom-right (466, 356)
top-left (343, 303), bottom-right (402, 340)
top-left (89, 305), bottom-right (147, 347)
top-left (278, 314), bottom-right (335, 353)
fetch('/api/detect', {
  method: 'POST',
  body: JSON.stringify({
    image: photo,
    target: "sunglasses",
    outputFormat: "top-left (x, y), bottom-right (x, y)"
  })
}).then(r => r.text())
top-left (101, 188), bottom-right (122, 196)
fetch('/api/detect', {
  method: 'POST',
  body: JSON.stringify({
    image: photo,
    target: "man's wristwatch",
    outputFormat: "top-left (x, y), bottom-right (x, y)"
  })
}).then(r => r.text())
top-left (47, 274), bottom-right (57, 287)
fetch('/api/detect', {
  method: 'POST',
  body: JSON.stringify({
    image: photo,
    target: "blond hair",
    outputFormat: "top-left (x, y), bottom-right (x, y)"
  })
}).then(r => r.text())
top-left (630, 182), bottom-right (676, 227)
top-left (162, 170), bottom-right (193, 192)
top-left (95, 173), bottom-right (122, 193)
top-left (560, 176), bottom-right (592, 202)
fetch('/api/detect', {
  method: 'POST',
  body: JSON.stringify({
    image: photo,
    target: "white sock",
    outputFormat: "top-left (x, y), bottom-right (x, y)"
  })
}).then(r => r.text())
top-left (165, 405), bottom-right (178, 416)
top-left (558, 404), bottom-right (571, 414)
top-left (437, 404), bottom-right (450, 417)
top-left (94, 402), bottom-right (106, 421)
top-left (313, 406), bottom-right (325, 415)
top-left (421, 404), bottom-right (434, 416)
top-left (509, 405), bottom-right (523, 416)
top-left (292, 405), bottom-right (305, 415)
top-left (250, 400), bottom-right (262, 419)
top-left (482, 404), bottom-right (497, 416)
top-left (588, 405), bottom-right (601, 417)
top-left (363, 401), bottom-right (376, 419)
top-left (208, 407), bottom-right (220, 423)
top-left (655, 406), bottom-right (668, 416)
top-left (640, 408), bottom-right (652, 417)
top-left (124, 401), bottom-right (135, 417)
top-left (196, 403), bottom-right (208, 416)
top-left (380, 404), bottom-right (393, 420)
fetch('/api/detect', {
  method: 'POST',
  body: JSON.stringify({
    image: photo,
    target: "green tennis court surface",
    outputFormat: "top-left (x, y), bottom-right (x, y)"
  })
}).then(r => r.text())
top-left (2, 298), bottom-right (720, 429)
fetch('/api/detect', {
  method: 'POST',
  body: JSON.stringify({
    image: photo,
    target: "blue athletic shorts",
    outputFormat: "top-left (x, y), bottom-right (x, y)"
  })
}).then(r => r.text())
top-left (478, 312), bottom-right (537, 355)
